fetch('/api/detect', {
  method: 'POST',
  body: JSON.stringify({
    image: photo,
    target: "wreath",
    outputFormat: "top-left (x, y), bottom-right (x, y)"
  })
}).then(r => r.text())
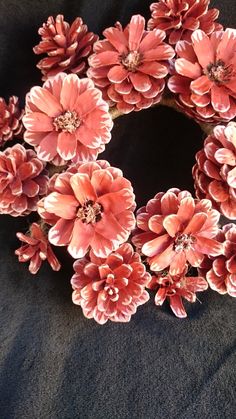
top-left (1, 1), bottom-right (236, 324)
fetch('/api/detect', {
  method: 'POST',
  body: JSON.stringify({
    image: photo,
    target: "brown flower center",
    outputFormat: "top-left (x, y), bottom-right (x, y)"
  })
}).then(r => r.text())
top-left (205, 60), bottom-right (234, 84)
top-left (121, 51), bottom-right (141, 72)
top-left (174, 233), bottom-right (195, 252)
top-left (77, 200), bottom-right (103, 224)
top-left (53, 111), bottom-right (80, 133)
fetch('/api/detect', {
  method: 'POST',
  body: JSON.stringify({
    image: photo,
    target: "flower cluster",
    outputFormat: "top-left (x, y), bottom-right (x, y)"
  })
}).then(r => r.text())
top-left (23, 73), bottom-right (113, 165)
top-left (0, 96), bottom-right (23, 146)
top-left (148, 0), bottom-right (222, 44)
top-left (71, 243), bottom-right (150, 324)
top-left (15, 222), bottom-right (61, 274)
top-left (88, 15), bottom-right (175, 113)
top-left (0, 4), bottom-right (235, 324)
top-left (168, 29), bottom-right (236, 122)
top-left (0, 144), bottom-right (48, 216)
top-left (33, 15), bottom-right (98, 81)
top-left (193, 122), bottom-right (236, 219)
top-left (39, 160), bottom-right (136, 259)
top-left (199, 224), bottom-right (236, 297)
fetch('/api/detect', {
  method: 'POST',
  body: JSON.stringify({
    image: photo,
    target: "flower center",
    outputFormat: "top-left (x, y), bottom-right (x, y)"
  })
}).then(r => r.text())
top-left (174, 233), bottom-right (195, 252)
top-left (121, 51), bottom-right (141, 72)
top-left (206, 60), bottom-right (234, 84)
top-left (53, 111), bottom-right (80, 133)
top-left (104, 274), bottom-right (119, 301)
top-left (77, 200), bottom-right (103, 224)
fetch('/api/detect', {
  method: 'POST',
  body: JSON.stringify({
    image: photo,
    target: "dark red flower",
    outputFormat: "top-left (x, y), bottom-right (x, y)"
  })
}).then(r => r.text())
top-left (0, 96), bottom-right (23, 146)
top-left (148, 1), bottom-right (222, 44)
top-left (15, 223), bottom-right (61, 274)
top-left (132, 188), bottom-right (222, 275)
top-left (199, 224), bottom-right (236, 297)
top-left (33, 15), bottom-right (98, 81)
top-left (147, 265), bottom-right (208, 318)
top-left (0, 144), bottom-right (48, 216)
top-left (193, 122), bottom-right (236, 220)
top-left (88, 15), bottom-right (175, 113)
top-left (168, 29), bottom-right (236, 123)
top-left (71, 243), bottom-right (150, 324)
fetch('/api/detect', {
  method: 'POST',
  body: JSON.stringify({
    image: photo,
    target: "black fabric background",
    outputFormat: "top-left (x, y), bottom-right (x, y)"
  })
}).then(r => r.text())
top-left (0, 1), bottom-right (236, 418)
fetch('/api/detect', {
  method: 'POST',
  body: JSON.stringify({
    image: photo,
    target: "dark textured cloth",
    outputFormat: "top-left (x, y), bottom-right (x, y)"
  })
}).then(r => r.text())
top-left (0, 1), bottom-right (236, 418)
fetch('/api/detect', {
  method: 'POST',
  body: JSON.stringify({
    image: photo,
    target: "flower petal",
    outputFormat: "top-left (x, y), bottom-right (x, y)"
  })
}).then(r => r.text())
top-left (191, 30), bottom-right (214, 68)
top-left (70, 173), bottom-right (97, 205)
top-left (68, 219), bottom-right (94, 258)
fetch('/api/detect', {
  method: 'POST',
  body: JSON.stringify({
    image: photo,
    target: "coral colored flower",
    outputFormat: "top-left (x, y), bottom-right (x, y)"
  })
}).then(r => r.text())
top-left (132, 188), bottom-right (222, 275)
top-left (40, 160), bottom-right (136, 259)
top-left (23, 73), bottom-right (113, 164)
top-left (193, 122), bottom-right (236, 220)
top-left (33, 15), bottom-right (98, 81)
top-left (0, 96), bottom-right (24, 146)
top-left (147, 266), bottom-right (208, 318)
top-left (88, 15), bottom-right (175, 114)
top-left (199, 224), bottom-right (236, 297)
top-left (148, 1), bottom-right (222, 44)
top-left (168, 29), bottom-right (236, 122)
top-left (71, 243), bottom-right (150, 324)
top-left (15, 223), bottom-right (61, 274)
top-left (0, 144), bottom-right (48, 216)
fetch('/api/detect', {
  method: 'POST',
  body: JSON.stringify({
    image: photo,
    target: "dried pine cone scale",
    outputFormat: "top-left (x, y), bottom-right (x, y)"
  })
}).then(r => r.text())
top-left (34, 15), bottom-right (98, 80)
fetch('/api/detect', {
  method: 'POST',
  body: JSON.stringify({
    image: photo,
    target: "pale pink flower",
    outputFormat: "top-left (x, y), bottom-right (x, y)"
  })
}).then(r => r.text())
top-left (132, 188), bottom-right (222, 275)
top-left (193, 122), bottom-right (236, 220)
top-left (40, 160), bottom-right (136, 259)
top-left (168, 29), bottom-right (236, 122)
top-left (71, 243), bottom-right (150, 324)
top-left (15, 222), bottom-right (61, 274)
top-left (199, 224), bottom-right (236, 297)
top-left (147, 266), bottom-right (208, 318)
top-left (148, 1), bottom-right (222, 44)
top-left (23, 73), bottom-right (113, 164)
top-left (0, 144), bottom-right (48, 216)
top-left (88, 15), bottom-right (175, 113)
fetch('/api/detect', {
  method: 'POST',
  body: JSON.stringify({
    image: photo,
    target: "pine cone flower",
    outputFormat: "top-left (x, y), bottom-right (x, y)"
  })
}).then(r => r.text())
top-left (0, 96), bottom-right (24, 146)
top-left (23, 73), bottom-right (113, 165)
top-left (199, 224), bottom-right (236, 297)
top-left (148, 1), bottom-right (222, 45)
top-left (15, 222), bottom-right (61, 274)
top-left (71, 243), bottom-right (150, 324)
top-left (40, 160), bottom-right (136, 259)
top-left (148, 265), bottom-right (208, 317)
top-left (0, 144), bottom-right (48, 216)
top-left (33, 15), bottom-right (98, 81)
top-left (88, 15), bottom-right (175, 114)
top-left (168, 29), bottom-right (236, 122)
top-left (132, 188), bottom-right (222, 275)
top-left (193, 122), bottom-right (236, 219)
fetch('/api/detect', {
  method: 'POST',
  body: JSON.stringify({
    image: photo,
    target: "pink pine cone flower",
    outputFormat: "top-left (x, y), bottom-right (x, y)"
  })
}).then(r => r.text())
top-left (0, 144), bottom-right (48, 216)
top-left (132, 188), bottom-right (223, 275)
top-left (40, 160), bottom-right (136, 259)
top-left (23, 73), bottom-right (113, 165)
top-left (71, 243), bottom-right (150, 324)
top-left (0, 96), bottom-right (24, 146)
top-left (193, 122), bottom-right (236, 220)
top-left (148, 1), bottom-right (222, 45)
top-left (199, 224), bottom-right (236, 297)
top-left (147, 265), bottom-right (208, 318)
top-left (88, 15), bottom-right (175, 114)
top-left (168, 29), bottom-right (236, 122)
top-left (15, 222), bottom-right (61, 274)
top-left (33, 15), bottom-right (98, 81)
